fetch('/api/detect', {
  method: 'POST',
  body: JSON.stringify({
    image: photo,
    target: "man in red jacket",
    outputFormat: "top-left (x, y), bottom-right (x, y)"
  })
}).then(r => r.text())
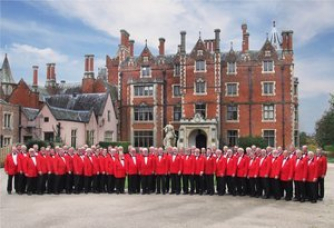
top-left (316, 148), bottom-right (327, 200)
top-left (257, 149), bottom-right (271, 198)
top-left (36, 147), bottom-right (48, 194)
top-left (25, 148), bottom-right (38, 195)
top-left (149, 147), bottom-right (157, 193)
top-left (236, 148), bottom-right (249, 196)
top-left (4, 146), bottom-right (19, 194)
top-left (17, 145), bottom-right (28, 194)
top-left (155, 147), bottom-right (168, 194)
top-left (47, 149), bottom-right (57, 194)
top-left (73, 148), bottom-right (85, 194)
top-left (182, 148), bottom-right (195, 195)
top-left (306, 151), bottom-right (318, 203)
top-left (204, 148), bottom-right (216, 195)
top-left (139, 148), bottom-right (154, 194)
top-left (293, 149), bottom-right (307, 202)
top-left (114, 151), bottom-right (127, 194)
top-left (269, 149), bottom-right (283, 200)
top-left (247, 150), bottom-right (259, 197)
top-left (99, 148), bottom-right (108, 193)
top-left (225, 149), bottom-right (236, 196)
top-left (194, 148), bottom-right (205, 195)
top-left (54, 149), bottom-right (68, 194)
top-left (280, 150), bottom-right (294, 201)
top-left (84, 149), bottom-right (94, 193)
top-left (91, 148), bottom-right (100, 193)
top-left (106, 147), bottom-right (116, 193)
top-left (169, 147), bottom-right (181, 195)
top-left (215, 149), bottom-right (227, 196)
top-left (127, 148), bottom-right (139, 194)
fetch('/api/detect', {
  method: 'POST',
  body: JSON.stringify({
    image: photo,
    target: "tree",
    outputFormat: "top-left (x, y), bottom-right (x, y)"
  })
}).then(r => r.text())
top-left (315, 94), bottom-right (334, 147)
top-left (299, 132), bottom-right (308, 146)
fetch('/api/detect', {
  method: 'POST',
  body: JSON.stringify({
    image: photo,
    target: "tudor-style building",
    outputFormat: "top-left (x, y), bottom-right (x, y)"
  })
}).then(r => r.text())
top-left (107, 22), bottom-right (299, 149)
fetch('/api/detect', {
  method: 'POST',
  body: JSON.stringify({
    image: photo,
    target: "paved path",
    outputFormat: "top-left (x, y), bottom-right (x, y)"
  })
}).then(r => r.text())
top-left (1, 166), bottom-right (334, 228)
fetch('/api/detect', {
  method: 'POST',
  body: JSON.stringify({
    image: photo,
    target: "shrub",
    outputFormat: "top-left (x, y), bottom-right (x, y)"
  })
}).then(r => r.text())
top-left (25, 139), bottom-right (55, 150)
top-left (98, 141), bottom-right (131, 153)
top-left (324, 145), bottom-right (334, 152)
top-left (237, 136), bottom-right (267, 149)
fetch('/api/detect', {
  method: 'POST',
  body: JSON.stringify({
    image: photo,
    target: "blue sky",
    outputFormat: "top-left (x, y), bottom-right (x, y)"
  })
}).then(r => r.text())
top-left (1, 0), bottom-right (334, 134)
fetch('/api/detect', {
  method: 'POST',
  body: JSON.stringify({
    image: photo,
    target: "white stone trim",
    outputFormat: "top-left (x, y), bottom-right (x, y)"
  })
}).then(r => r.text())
top-left (226, 62), bottom-right (237, 75)
top-left (194, 60), bottom-right (207, 73)
top-left (262, 104), bottom-right (276, 122)
top-left (262, 60), bottom-right (275, 74)
top-left (261, 81), bottom-right (276, 96)
top-left (172, 84), bottom-right (182, 98)
top-left (225, 82), bottom-right (239, 97)
top-left (2, 111), bottom-right (13, 129)
top-left (140, 66), bottom-right (152, 78)
top-left (194, 78), bottom-right (207, 95)
top-left (226, 104), bottom-right (240, 123)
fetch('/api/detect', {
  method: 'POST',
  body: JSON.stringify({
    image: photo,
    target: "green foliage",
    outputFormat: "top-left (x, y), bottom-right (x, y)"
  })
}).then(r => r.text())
top-left (25, 139), bottom-right (55, 150)
top-left (98, 141), bottom-right (131, 153)
top-left (237, 136), bottom-right (266, 149)
top-left (299, 132), bottom-right (308, 146)
top-left (324, 145), bottom-right (334, 152)
top-left (315, 95), bottom-right (334, 147)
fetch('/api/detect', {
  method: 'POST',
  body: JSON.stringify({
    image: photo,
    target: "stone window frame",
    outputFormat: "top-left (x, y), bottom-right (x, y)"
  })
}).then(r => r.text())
top-left (194, 60), bottom-right (206, 72)
top-left (261, 81), bottom-right (276, 96)
top-left (226, 104), bottom-right (239, 122)
top-left (262, 60), bottom-right (275, 73)
top-left (194, 78), bottom-right (207, 95)
top-left (226, 129), bottom-right (239, 147)
top-left (262, 104), bottom-right (276, 122)
top-left (262, 129), bottom-right (276, 147)
top-left (225, 82), bottom-right (239, 97)
top-left (3, 112), bottom-right (12, 129)
top-left (172, 84), bottom-right (182, 98)
top-left (227, 62), bottom-right (237, 75)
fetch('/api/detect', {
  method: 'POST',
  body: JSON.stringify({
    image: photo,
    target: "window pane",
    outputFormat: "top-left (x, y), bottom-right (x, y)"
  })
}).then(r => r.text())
top-left (263, 130), bottom-right (275, 147)
top-left (227, 130), bottom-right (238, 147)
top-left (196, 81), bottom-right (206, 94)
top-left (134, 131), bottom-right (154, 147)
top-left (195, 103), bottom-right (206, 118)
top-left (196, 60), bottom-right (205, 71)
top-left (228, 62), bottom-right (236, 74)
top-left (134, 106), bottom-right (154, 121)
top-left (174, 106), bottom-right (181, 121)
top-left (227, 105), bottom-right (238, 120)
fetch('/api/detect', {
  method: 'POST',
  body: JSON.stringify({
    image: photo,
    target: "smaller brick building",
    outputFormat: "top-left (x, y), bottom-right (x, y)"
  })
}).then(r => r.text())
top-left (0, 99), bottom-right (19, 147)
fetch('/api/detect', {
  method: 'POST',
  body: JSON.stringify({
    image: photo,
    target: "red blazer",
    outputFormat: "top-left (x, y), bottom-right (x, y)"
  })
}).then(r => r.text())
top-left (92, 155), bottom-right (100, 175)
top-left (99, 156), bottom-right (107, 173)
top-left (247, 158), bottom-right (259, 178)
top-left (258, 156), bottom-right (271, 178)
top-left (269, 157), bottom-right (282, 178)
top-left (4, 154), bottom-right (18, 175)
top-left (293, 158), bottom-right (307, 181)
top-left (84, 156), bottom-right (93, 177)
top-left (106, 156), bottom-right (116, 175)
top-left (226, 157), bottom-right (236, 176)
top-left (37, 154), bottom-right (48, 174)
top-left (114, 158), bottom-right (127, 178)
top-left (194, 156), bottom-right (205, 175)
top-left (150, 154), bottom-right (157, 174)
top-left (204, 156), bottom-right (216, 175)
top-left (25, 157), bottom-right (38, 177)
top-left (280, 157), bottom-right (293, 181)
top-left (126, 156), bottom-right (139, 175)
top-left (155, 155), bottom-right (168, 175)
top-left (18, 153), bottom-right (28, 173)
top-left (65, 155), bottom-right (73, 172)
top-left (169, 155), bottom-right (181, 174)
top-left (47, 155), bottom-right (57, 174)
top-left (139, 156), bottom-right (154, 176)
top-left (73, 155), bottom-right (84, 175)
top-left (236, 155), bottom-right (249, 177)
top-left (182, 155), bottom-right (195, 175)
top-left (316, 156), bottom-right (327, 177)
top-left (55, 156), bottom-right (68, 175)
top-left (306, 158), bottom-right (318, 182)
top-left (215, 156), bottom-right (227, 177)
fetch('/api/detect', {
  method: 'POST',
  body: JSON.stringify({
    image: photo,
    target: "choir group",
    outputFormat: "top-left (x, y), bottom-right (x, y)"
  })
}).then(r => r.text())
top-left (4, 144), bottom-right (327, 203)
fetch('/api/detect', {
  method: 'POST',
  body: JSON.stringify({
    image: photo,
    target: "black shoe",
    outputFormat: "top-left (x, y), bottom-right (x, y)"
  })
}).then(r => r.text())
top-left (285, 198), bottom-right (292, 201)
top-left (300, 199), bottom-right (305, 202)
top-left (7, 191), bottom-right (12, 195)
top-left (311, 200), bottom-right (317, 203)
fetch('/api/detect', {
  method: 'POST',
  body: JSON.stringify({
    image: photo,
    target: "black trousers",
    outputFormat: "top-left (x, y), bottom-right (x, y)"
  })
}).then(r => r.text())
top-left (205, 174), bottom-right (214, 195)
top-left (128, 174), bottom-right (138, 194)
top-left (37, 174), bottom-right (48, 194)
top-left (107, 175), bottom-right (115, 193)
top-left (281, 180), bottom-right (293, 200)
top-left (272, 178), bottom-right (281, 200)
top-left (7, 174), bottom-right (19, 193)
top-left (257, 177), bottom-right (269, 197)
top-left (248, 178), bottom-right (256, 197)
top-left (99, 174), bottom-right (107, 192)
top-left (74, 175), bottom-right (83, 193)
top-left (236, 177), bottom-right (247, 195)
top-left (182, 174), bottom-right (194, 194)
top-left (84, 176), bottom-right (92, 193)
top-left (136, 175), bottom-right (141, 193)
top-left (54, 175), bottom-right (66, 194)
top-left (116, 177), bottom-right (125, 193)
top-left (150, 175), bottom-right (156, 192)
top-left (26, 177), bottom-right (37, 194)
top-left (317, 177), bottom-right (325, 199)
top-left (216, 176), bottom-right (226, 195)
top-left (141, 175), bottom-right (151, 194)
top-left (226, 176), bottom-right (236, 195)
top-left (18, 173), bottom-right (27, 194)
top-left (170, 174), bottom-right (181, 194)
top-left (194, 175), bottom-right (204, 194)
top-left (306, 181), bottom-right (317, 202)
top-left (166, 175), bottom-right (170, 192)
top-left (294, 181), bottom-right (306, 201)
top-left (47, 174), bottom-right (55, 194)
top-left (92, 175), bottom-right (99, 193)
top-left (66, 174), bottom-right (74, 193)
top-left (156, 175), bottom-right (166, 193)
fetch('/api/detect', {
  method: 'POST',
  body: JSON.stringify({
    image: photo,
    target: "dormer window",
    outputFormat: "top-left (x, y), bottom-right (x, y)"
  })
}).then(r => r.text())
top-left (263, 60), bottom-right (274, 73)
top-left (265, 50), bottom-right (271, 57)
top-left (141, 66), bottom-right (151, 77)
top-left (197, 50), bottom-right (203, 56)
top-left (195, 60), bottom-right (205, 72)
top-left (143, 57), bottom-right (149, 62)
top-left (227, 62), bottom-right (236, 74)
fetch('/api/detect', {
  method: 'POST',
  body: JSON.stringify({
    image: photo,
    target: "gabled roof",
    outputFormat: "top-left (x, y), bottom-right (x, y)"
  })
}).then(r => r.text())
top-left (21, 107), bottom-right (39, 121)
top-left (0, 54), bottom-right (15, 84)
top-left (47, 104), bottom-right (92, 123)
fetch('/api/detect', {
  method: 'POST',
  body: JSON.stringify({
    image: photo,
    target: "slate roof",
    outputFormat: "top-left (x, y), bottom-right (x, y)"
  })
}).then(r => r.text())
top-left (0, 54), bottom-right (15, 84)
top-left (21, 107), bottom-right (39, 121)
top-left (48, 104), bottom-right (92, 123)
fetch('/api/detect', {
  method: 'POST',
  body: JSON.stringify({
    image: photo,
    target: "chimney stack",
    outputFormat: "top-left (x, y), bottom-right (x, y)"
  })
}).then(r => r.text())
top-left (241, 23), bottom-right (249, 53)
top-left (46, 63), bottom-right (51, 81)
top-left (84, 54), bottom-right (95, 78)
top-left (84, 55), bottom-right (89, 72)
top-left (50, 63), bottom-right (56, 81)
top-left (282, 30), bottom-right (293, 52)
top-left (120, 29), bottom-right (130, 48)
top-left (89, 55), bottom-right (94, 72)
top-left (129, 40), bottom-right (135, 57)
top-left (32, 65), bottom-right (38, 89)
top-left (180, 31), bottom-right (186, 53)
top-left (214, 29), bottom-right (220, 51)
top-left (159, 38), bottom-right (165, 56)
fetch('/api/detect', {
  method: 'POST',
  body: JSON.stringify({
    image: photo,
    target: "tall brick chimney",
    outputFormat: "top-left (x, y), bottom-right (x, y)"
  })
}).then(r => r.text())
top-left (241, 23), bottom-right (249, 53)
top-left (129, 40), bottom-right (135, 57)
top-left (281, 30), bottom-right (293, 52)
top-left (159, 38), bottom-right (165, 56)
top-left (32, 65), bottom-right (38, 90)
top-left (46, 63), bottom-right (56, 88)
top-left (120, 29), bottom-right (130, 48)
top-left (214, 29), bottom-right (220, 51)
top-left (46, 63), bottom-right (51, 81)
top-left (180, 31), bottom-right (186, 53)
top-left (50, 63), bottom-right (56, 81)
top-left (82, 54), bottom-right (96, 93)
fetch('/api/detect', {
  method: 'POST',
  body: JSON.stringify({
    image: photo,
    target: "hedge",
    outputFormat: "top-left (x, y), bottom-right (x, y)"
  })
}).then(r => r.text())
top-left (98, 141), bottom-right (131, 153)
top-left (25, 139), bottom-right (55, 150)
top-left (237, 136), bottom-right (267, 149)
top-left (324, 145), bottom-right (334, 153)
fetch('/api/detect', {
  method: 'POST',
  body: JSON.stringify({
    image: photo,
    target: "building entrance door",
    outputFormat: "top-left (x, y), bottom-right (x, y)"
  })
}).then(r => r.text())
top-left (196, 131), bottom-right (207, 149)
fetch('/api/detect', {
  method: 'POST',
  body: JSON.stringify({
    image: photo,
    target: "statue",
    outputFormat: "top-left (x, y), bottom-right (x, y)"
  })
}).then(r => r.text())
top-left (163, 123), bottom-right (176, 148)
